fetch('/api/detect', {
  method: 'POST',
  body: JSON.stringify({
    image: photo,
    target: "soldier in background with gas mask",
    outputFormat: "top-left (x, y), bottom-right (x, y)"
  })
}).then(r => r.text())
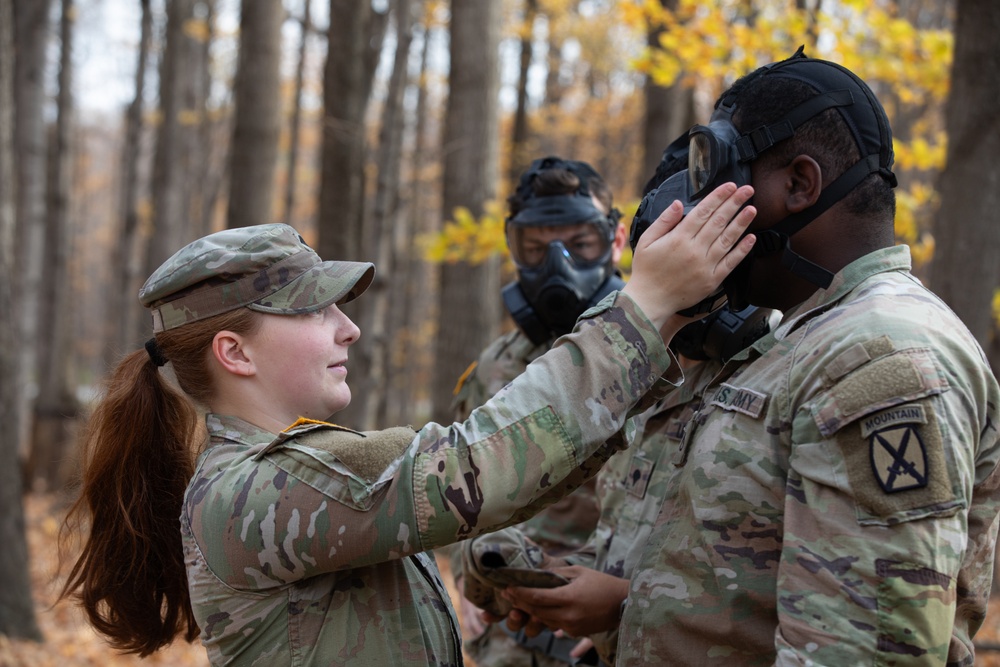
top-left (447, 156), bottom-right (627, 667)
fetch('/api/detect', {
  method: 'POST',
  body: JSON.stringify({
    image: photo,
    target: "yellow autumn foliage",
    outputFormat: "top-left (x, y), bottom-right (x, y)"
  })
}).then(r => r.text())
top-left (893, 134), bottom-right (947, 173)
top-left (893, 183), bottom-right (936, 270)
top-left (421, 201), bottom-right (512, 268)
top-left (628, 0), bottom-right (952, 104)
top-left (428, 0), bottom-right (962, 288)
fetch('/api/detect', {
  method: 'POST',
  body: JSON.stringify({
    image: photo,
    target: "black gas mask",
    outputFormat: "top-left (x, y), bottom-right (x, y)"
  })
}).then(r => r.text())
top-left (631, 47), bottom-right (897, 312)
top-left (631, 162), bottom-right (774, 362)
top-left (503, 157), bottom-right (624, 345)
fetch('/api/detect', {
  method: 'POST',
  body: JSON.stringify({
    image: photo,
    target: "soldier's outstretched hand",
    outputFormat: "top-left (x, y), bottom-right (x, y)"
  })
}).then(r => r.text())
top-left (622, 182), bottom-right (755, 339)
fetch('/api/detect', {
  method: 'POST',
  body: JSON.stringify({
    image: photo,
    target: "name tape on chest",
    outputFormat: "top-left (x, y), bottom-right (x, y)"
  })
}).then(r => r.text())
top-left (709, 383), bottom-right (768, 418)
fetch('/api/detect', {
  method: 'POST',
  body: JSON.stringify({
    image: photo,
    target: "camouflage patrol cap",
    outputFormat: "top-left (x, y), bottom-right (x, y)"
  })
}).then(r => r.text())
top-left (139, 224), bottom-right (375, 332)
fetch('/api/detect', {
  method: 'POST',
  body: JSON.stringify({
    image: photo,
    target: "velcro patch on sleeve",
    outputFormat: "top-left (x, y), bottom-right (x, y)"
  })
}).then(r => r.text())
top-left (812, 348), bottom-right (948, 438)
top-left (300, 426), bottom-right (417, 482)
top-left (823, 335), bottom-right (896, 382)
top-left (838, 400), bottom-right (957, 521)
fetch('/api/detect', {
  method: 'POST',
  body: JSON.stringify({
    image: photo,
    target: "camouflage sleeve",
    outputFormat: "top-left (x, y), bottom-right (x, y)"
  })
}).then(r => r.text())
top-left (413, 290), bottom-right (678, 549)
top-left (775, 330), bottom-right (1000, 664)
top-left (450, 330), bottom-right (535, 423)
top-left (214, 291), bottom-right (677, 588)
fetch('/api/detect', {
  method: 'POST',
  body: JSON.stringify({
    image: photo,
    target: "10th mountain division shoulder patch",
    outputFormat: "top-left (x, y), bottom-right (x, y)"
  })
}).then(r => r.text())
top-left (838, 398), bottom-right (956, 521)
top-left (861, 404), bottom-right (928, 493)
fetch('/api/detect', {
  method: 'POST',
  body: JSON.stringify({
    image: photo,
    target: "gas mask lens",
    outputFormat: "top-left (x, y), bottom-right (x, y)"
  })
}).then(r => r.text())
top-left (689, 131), bottom-right (716, 199)
top-left (507, 221), bottom-right (612, 269)
top-left (688, 125), bottom-right (721, 199)
top-left (687, 119), bottom-right (750, 200)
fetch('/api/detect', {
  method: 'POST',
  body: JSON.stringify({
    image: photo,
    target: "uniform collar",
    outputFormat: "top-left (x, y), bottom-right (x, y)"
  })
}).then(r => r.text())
top-left (772, 245), bottom-right (912, 340)
top-left (205, 413), bottom-right (280, 448)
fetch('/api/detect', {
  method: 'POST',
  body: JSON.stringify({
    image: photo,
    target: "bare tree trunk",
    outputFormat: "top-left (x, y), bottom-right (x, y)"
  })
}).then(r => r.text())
top-left (144, 0), bottom-right (202, 323)
top-left (545, 31), bottom-right (563, 110)
top-left (385, 18), bottom-right (435, 426)
top-left (12, 0), bottom-right (54, 471)
top-left (430, 0), bottom-right (502, 425)
top-left (28, 0), bottom-right (78, 493)
top-left (227, 0), bottom-right (284, 229)
top-left (0, 0), bottom-right (42, 641)
top-left (508, 0), bottom-right (538, 189)
top-left (931, 0), bottom-right (1000, 375)
top-left (108, 0), bottom-right (152, 365)
top-left (317, 0), bottom-right (388, 263)
top-left (283, 0), bottom-right (312, 225)
top-left (532, 7), bottom-right (566, 160)
top-left (192, 0), bottom-right (217, 239)
top-left (640, 0), bottom-right (694, 191)
top-left (343, 0), bottom-right (417, 430)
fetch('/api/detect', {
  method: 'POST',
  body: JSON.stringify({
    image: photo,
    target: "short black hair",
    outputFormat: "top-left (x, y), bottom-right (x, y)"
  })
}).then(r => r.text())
top-left (728, 73), bottom-right (896, 222)
top-left (507, 165), bottom-right (614, 218)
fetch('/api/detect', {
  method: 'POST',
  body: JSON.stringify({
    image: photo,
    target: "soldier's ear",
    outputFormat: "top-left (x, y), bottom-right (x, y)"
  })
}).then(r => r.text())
top-left (611, 222), bottom-right (628, 264)
top-left (212, 330), bottom-right (255, 377)
top-left (786, 155), bottom-right (822, 212)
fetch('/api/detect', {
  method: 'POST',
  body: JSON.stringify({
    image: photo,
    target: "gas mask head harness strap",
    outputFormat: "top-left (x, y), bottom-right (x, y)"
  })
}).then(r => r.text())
top-left (631, 47), bottom-right (897, 313)
top-left (715, 47), bottom-right (896, 306)
top-left (502, 156), bottom-right (624, 346)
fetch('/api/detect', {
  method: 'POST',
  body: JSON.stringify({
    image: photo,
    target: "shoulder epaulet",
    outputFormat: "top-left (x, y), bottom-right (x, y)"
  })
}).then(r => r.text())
top-left (254, 418), bottom-right (363, 461)
top-left (255, 418), bottom-right (417, 482)
top-left (453, 360), bottom-right (479, 396)
top-left (284, 417), bottom-right (361, 436)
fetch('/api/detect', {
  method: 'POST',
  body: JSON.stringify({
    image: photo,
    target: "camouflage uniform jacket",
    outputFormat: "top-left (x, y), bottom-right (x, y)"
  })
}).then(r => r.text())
top-left (180, 292), bottom-right (678, 667)
top-left (449, 329), bottom-right (603, 667)
top-left (616, 245), bottom-right (1000, 666)
top-left (452, 328), bottom-right (601, 554)
top-left (564, 359), bottom-right (722, 665)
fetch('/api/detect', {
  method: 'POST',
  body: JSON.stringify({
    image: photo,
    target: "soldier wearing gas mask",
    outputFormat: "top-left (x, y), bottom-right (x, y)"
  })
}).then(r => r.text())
top-left (501, 157), bottom-right (628, 346)
top-left (460, 150), bottom-right (778, 667)
top-left (499, 49), bottom-right (1000, 666)
top-left (448, 157), bottom-right (627, 667)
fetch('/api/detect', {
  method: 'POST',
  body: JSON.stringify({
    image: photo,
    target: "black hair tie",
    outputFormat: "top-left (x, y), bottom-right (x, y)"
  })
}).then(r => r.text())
top-left (144, 337), bottom-right (168, 367)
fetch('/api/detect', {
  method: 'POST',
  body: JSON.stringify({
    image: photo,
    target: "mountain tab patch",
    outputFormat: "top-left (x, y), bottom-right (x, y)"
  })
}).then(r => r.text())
top-left (863, 405), bottom-right (928, 493)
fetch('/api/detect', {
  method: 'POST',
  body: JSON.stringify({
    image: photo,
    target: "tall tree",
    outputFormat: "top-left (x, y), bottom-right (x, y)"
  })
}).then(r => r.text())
top-left (931, 0), bottom-right (1000, 373)
top-left (0, 0), bottom-right (42, 642)
top-left (640, 0), bottom-right (694, 191)
top-left (316, 0), bottom-right (388, 263)
top-left (227, 0), bottom-right (284, 229)
top-left (344, 0), bottom-right (418, 430)
top-left (108, 0), bottom-right (153, 365)
top-left (283, 0), bottom-right (313, 225)
top-left (12, 0), bottom-right (54, 467)
top-left (385, 18), bottom-right (437, 426)
top-left (28, 0), bottom-right (77, 491)
top-left (545, 18), bottom-right (564, 110)
top-left (144, 0), bottom-right (209, 314)
top-left (430, 0), bottom-right (502, 424)
top-left (191, 0), bottom-right (218, 239)
top-left (508, 0), bottom-right (538, 189)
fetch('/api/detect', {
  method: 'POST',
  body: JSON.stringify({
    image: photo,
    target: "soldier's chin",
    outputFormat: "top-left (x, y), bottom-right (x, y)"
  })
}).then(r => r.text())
top-left (327, 389), bottom-right (352, 418)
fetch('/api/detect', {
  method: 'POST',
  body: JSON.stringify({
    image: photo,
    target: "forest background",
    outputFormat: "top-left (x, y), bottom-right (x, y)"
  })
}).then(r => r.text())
top-left (0, 0), bottom-right (998, 663)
